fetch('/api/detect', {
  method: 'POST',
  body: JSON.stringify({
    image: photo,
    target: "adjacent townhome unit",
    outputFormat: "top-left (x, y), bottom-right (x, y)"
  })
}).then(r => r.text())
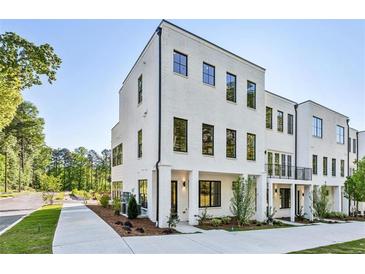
top-left (111, 20), bottom-right (364, 227)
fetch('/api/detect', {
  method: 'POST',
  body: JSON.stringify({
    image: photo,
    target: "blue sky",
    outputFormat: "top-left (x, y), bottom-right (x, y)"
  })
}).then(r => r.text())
top-left (0, 20), bottom-right (364, 152)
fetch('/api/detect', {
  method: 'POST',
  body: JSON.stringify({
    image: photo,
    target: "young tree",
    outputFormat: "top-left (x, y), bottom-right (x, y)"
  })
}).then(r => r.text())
top-left (312, 185), bottom-right (330, 219)
top-left (40, 173), bottom-right (61, 205)
top-left (230, 176), bottom-right (255, 226)
top-left (345, 157), bottom-right (365, 214)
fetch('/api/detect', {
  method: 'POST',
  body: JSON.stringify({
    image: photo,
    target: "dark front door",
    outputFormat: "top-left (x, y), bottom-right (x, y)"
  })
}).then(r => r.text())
top-left (171, 181), bottom-right (178, 215)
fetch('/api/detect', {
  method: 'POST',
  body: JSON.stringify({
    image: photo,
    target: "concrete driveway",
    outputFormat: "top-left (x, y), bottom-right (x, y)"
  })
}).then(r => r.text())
top-left (53, 202), bottom-right (365, 254)
top-left (0, 192), bottom-right (43, 234)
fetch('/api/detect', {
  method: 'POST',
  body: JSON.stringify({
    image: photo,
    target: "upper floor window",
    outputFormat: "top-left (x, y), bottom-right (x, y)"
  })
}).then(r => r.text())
top-left (277, 111), bottom-right (284, 132)
top-left (138, 129), bottom-right (142, 158)
top-left (353, 138), bottom-right (357, 154)
top-left (247, 81), bottom-right (256, 109)
top-left (173, 117), bottom-right (188, 152)
top-left (348, 137), bottom-right (352, 152)
top-left (312, 155), bottom-right (318, 175)
top-left (226, 72), bottom-right (236, 102)
top-left (199, 180), bottom-right (221, 207)
top-left (340, 159), bottom-right (345, 177)
top-left (202, 123), bottom-right (214, 156)
top-left (112, 143), bottom-right (123, 167)
top-left (332, 158), bottom-right (336, 176)
top-left (287, 114), bottom-right (294, 135)
top-left (173, 50), bottom-right (187, 76)
top-left (203, 62), bottom-right (215, 86)
top-left (312, 116), bottom-right (323, 138)
top-left (138, 74), bottom-right (143, 104)
top-left (323, 157), bottom-right (328, 176)
top-left (226, 129), bottom-right (236, 158)
top-left (336, 125), bottom-right (344, 144)
top-left (247, 133), bottom-right (256, 161)
top-left (138, 179), bottom-right (148, 208)
top-left (266, 107), bottom-right (272, 129)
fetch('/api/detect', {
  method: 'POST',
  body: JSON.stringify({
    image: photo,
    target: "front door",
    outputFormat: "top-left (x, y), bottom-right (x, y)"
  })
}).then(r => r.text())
top-left (171, 181), bottom-right (178, 215)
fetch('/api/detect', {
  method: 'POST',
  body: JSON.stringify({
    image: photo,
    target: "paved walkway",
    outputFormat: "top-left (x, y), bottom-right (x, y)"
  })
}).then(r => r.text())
top-left (53, 202), bottom-right (365, 254)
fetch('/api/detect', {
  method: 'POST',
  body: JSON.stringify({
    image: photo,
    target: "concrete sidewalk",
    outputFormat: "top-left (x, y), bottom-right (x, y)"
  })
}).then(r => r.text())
top-left (53, 201), bottom-right (133, 254)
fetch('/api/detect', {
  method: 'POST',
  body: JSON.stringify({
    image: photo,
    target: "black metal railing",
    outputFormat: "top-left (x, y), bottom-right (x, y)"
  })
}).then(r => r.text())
top-left (265, 164), bottom-right (312, 181)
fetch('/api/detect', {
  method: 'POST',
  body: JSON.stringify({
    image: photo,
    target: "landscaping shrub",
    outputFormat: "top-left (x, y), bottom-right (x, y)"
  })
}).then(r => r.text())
top-left (312, 185), bottom-right (330, 219)
top-left (221, 216), bottom-right (231, 224)
top-left (167, 211), bottom-right (180, 229)
top-left (99, 194), bottom-right (110, 208)
top-left (211, 218), bottom-right (222, 227)
top-left (112, 197), bottom-right (121, 215)
top-left (196, 207), bottom-right (212, 225)
top-left (127, 195), bottom-right (139, 219)
top-left (324, 211), bottom-right (346, 220)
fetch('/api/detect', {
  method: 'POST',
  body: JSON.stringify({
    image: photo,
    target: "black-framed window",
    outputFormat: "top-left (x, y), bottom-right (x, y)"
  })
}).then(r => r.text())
top-left (277, 111), bottom-right (284, 132)
top-left (138, 129), bottom-right (142, 158)
top-left (312, 155), bottom-right (318, 175)
top-left (340, 159), bottom-right (345, 177)
top-left (173, 117), bottom-right (188, 152)
top-left (226, 72), bottom-right (236, 102)
top-left (267, 152), bottom-right (273, 176)
top-left (138, 179), bottom-right (148, 209)
top-left (199, 180), bottom-right (221, 207)
top-left (266, 107), bottom-right (272, 129)
top-left (274, 153), bottom-right (280, 176)
top-left (203, 62), bottom-right (215, 86)
top-left (288, 114), bottom-right (294, 135)
top-left (332, 158), bottom-right (336, 176)
top-left (312, 116), bottom-right (323, 138)
top-left (247, 133), bottom-right (256, 161)
top-left (112, 143), bottom-right (123, 167)
top-left (348, 137), bottom-right (352, 152)
top-left (287, 155), bottom-right (292, 177)
top-left (336, 125), bottom-right (344, 144)
top-left (247, 81), bottom-right (256, 109)
top-left (202, 123), bottom-right (214, 155)
top-left (226, 129), bottom-right (236, 158)
top-left (173, 50), bottom-right (187, 76)
top-left (138, 74), bottom-right (143, 104)
top-left (353, 139), bottom-right (357, 154)
top-left (323, 157), bottom-right (328, 176)
top-left (280, 188), bottom-right (290, 209)
top-left (281, 154), bottom-right (286, 176)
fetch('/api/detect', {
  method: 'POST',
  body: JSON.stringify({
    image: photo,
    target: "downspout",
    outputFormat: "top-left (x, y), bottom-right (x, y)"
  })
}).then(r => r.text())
top-left (294, 104), bottom-right (298, 215)
top-left (155, 27), bottom-right (162, 227)
top-left (346, 119), bottom-right (350, 215)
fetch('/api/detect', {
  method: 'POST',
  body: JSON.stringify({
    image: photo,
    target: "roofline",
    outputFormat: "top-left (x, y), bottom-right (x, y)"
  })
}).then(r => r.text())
top-left (298, 100), bottom-right (349, 118)
top-left (159, 20), bottom-right (266, 72)
top-left (265, 90), bottom-right (297, 104)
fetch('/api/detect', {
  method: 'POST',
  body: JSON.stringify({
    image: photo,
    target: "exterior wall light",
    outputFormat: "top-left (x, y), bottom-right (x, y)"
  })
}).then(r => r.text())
top-left (183, 181), bottom-right (186, 187)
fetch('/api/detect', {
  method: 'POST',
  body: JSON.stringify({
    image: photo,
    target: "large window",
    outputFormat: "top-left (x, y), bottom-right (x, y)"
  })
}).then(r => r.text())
top-left (287, 155), bottom-right (292, 177)
top-left (111, 181), bottom-right (123, 200)
top-left (173, 50), bottom-right (187, 76)
top-left (226, 129), bottom-right (236, 158)
top-left (336, 125), bottom-right (344, 144)
top-left (340, 159), bottom-right (345, 177)
top-left (288, 114), bottom-right (294, 135)
top-left (312, 155), bottom-right (318, 175)
top-left (268, 152), bottom-right (273, 176)
top-left (112, 143), bottom-right (123, 167)
top-left (247, 133), bottom-right (256, 161)
top-left (281, 154), bottom-right (286, 176)
top-left (280, 188), bottom-right (290, 209)
top-left (353, 139), bottom-right (357, 154)
top-left (199, 180), bottom-right (221, 207)
top-left (323, 157), bottom-right (328, 176)
top-left (138, 129), bottom-right (142, 158)
top-left (277, 111), bottom-right (284, 132)
top-left (247, 81), bottom-right (256, 109)
top-left (226, 72), bottom-right (236, 102)
top-left (332, 158), bottom-right (336, 176)
top-left (173, 117), bottom-right (188, 152)
top-left (202, 123), bottom-right (214, 155)
top-left (312, 116), bottom-right (323, 138)
top-left (266, 107), bottom-right (272, 129)
top-left (138, 74), bottom-right (143, 104)
top-left (203, 62), bottom-right (215, 86)
top-left (138, 179), bottom-right (148, 209)
top-left (274, 153), bottom-right (280, 176)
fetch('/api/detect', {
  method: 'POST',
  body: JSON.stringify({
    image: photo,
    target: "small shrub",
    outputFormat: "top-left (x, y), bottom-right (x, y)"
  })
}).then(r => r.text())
top-left (196, 207), bottom-right (212, 225)
top-left (211, 218), bottom-right (222, 227)
top-left (99, 194), bottom-right (110, 208)
top-left (266, 206), bottom-right (277, 225)
top-left (324, 211), bottom-right (346, 220)
top-left (112, 197), bottom-right (121, 215)
top-left (221, 216), bottom-right (231, 225)
top-left (127, 195), bottom-right (139, 219)
top-left (167, 211), bottom-right (180, 229)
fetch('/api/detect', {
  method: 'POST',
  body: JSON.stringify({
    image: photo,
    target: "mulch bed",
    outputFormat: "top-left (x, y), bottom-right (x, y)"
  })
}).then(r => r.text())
top-left (197, 219), bottom-right (292, 231)
top-left (280, 217), bottom-right (318, 224)
top-left (87, 205), bottom-right (176, 237)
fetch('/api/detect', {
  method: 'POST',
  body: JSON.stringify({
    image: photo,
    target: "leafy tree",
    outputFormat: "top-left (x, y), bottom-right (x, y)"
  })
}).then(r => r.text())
top-left (345, 157), bottom-right (365, 214)
top-left (40, 173), bottom-right (61, 205)
top-left (230, 176), bottom-right (255, 226)
top-left (0, 32), bottom-right (61, 130)
top-left (128, 195), bottom-right (139, 219)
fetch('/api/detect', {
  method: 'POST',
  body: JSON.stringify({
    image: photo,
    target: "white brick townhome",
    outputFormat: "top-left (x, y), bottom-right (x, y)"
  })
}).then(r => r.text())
top-left (111, 20), bottom-right (365, 228)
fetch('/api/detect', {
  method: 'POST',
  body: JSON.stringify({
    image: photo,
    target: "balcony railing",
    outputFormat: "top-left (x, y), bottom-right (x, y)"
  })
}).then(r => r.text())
top-left (265, 164), bottom-right (312, 181)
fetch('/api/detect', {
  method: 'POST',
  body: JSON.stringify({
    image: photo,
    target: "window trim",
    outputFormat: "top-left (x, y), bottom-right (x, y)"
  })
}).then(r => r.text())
top-left (336, 125), bottom-right (345, 144)
top-left (332, 158), bottom-right (336, 177)
top-left (226, 72), bottom-right (237, 103)
top-left (226, 128), bottom-right (237, 158)
top-left (287, 114), bottom-right (294, 135)
top-left (323, 157), bottom-right (328, 176)
top-left (202, 62), bottom-right (215, 86)
top-left (340, 159), bottom-right (345, 177)
top-left (173, 50), bottom-right (188, 76)
top-left (277, 110), bottom-right (284, 132)
top-left (138, 179), bottom-right (148, 209)
top-left (247, 133), bottom-right (256, 161)
top-left (173, 117), bottom-right (188, 153)
top-left (202, 123), bottom-right (214, 156)
top-left (312, 116), bottom-right (323, 138)
top-left (247, 80), bottom-right (256, 109)
top-left (138, 74), bottom-right (143, 104)
top-left (199, 180), bottom-right (221, 208)
top-left (266, 106), bottom-right (273, 129)
top-left (137, 129), bottom-right (142, 158)
top-left (312, 154), bottom-right (318, 175)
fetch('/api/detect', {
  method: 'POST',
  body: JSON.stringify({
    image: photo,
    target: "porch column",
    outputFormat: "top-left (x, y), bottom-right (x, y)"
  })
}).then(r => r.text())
top-left (256, 174), bottom-right (267, 222)
top-left (188, 169), bottom-right (199, 225)
top-left (304, 184), bottom-right (313, 221)
top-left (158, 165), bottom-right (171, 228)
top-left (290, 184), bottom-right (295, 222)
top-left (268, 181), bottom-right (273, 216)
top-left (333, 185), bottom-right (341, 212)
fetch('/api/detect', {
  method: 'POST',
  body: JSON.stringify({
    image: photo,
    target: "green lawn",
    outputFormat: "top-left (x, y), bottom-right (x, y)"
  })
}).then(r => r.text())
top-left (290, 238), bottom-right (365, 254)
top-left (0, 204), bottom-right (62, 254)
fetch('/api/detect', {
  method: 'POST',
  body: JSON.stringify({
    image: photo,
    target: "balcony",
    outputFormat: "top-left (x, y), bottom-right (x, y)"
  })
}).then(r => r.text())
top-left (265, 164), bottom-right (312, 181)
